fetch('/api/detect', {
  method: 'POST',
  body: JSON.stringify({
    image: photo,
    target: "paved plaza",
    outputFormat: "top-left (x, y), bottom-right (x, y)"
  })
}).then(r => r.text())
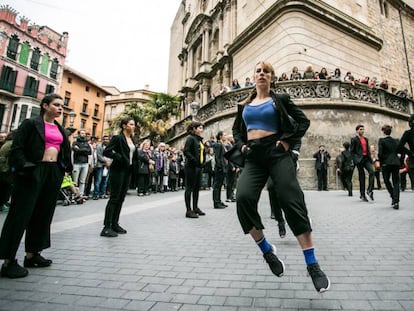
top-left (0, 188), bottom-right (413, 311)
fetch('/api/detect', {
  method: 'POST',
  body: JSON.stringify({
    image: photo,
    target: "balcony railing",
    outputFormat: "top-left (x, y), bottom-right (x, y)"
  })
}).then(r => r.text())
top-left (165, 80), bottom-right (413, 143)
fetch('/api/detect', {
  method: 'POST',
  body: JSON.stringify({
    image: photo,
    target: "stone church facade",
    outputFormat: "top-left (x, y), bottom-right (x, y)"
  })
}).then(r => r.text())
top-left (167, 0), bottom-right (414, 189)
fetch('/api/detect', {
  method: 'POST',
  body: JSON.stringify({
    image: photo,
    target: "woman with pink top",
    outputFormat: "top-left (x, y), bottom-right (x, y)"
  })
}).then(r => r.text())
top-left (0, 94), bottom-right (72, 279)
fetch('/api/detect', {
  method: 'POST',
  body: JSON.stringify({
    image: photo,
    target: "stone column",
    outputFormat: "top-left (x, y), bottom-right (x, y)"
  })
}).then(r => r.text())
top-left (203, 27), bottom-right (210, 63)
top-left (187, 47), bottom-right (194, 79)
top-left (201, 83), bottom-right (210, 106)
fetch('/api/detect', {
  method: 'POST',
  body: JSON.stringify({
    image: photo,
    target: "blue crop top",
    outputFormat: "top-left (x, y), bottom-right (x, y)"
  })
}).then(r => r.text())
top-left (242, 98), bottom-right (279, 132)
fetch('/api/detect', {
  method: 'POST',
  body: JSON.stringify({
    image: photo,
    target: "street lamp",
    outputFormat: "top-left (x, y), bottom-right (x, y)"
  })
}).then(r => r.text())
top-left (190, 101), bottom-right (200, 120)
top-left (66, 111), bottom-right (77, 135)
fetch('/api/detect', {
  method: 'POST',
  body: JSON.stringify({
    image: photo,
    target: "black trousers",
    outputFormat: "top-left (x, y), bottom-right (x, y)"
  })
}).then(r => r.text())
top-left (382, 165), bottom-right (400, 204)
top-left (212, 169), bottom-right (225, 205)
top-left (103, 166), bottom-right (131, 227)
top-left (184, 166), bottom-right (202, 211)
top-left (0, 163), bottom-right (63, 260)
top-left (226, 168), bottom-right (236, 200)
top-left (236, 135), bottom-right (311, 236)
top-left (316, 167), bottom-right (328, 190)
top-left (356, 157), bottom-right (374, 195)
top-left (267, 178), bottom-right (285, 224)
top-left (342, 169), bottom-right (353, 196)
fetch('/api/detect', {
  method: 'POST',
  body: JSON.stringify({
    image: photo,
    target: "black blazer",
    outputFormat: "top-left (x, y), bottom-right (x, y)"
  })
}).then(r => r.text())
top-left (398, 128), bottom-right (414, 167)
top-left (378, 136), bottom-right (400, 167)
top-left (103, 133), bottom-right (137, 170)
top-left (232, 91), bottom-right (310, 151)
top-left (350, 135), bottom-right (372, 164)
top-left (9, 115), bottom-right (72, 173)
top-left (184, 133), bottom-right (205, 168)
top-left (313, 151), bottom-right (331, 170)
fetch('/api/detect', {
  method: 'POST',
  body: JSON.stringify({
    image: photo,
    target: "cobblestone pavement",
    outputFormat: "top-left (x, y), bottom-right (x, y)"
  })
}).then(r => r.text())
top-left (0, 188), bottom-right (413, 311)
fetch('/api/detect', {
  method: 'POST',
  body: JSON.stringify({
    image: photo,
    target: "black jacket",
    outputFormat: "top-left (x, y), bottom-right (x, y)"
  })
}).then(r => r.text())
top-left (398, 128), bottom-right (414, 168)
top-left (72, 138), bottom-right (91, 164)
top-left (378, 136), bottom-right (400, 167)
top-left (184, 133), bottom-right (205, 168)
top-left (350, 135), bottom-right (372, 164)
top-left (9, 115), bottom-right (72, 173)
top-left (232, 92), bottom-right (310, 151)
top-left (214, 141), bottom-right (227, 172)
top-left (313, 151), bottom-right (331, 170)
top-left (103, 133), bottom-right (137, 170)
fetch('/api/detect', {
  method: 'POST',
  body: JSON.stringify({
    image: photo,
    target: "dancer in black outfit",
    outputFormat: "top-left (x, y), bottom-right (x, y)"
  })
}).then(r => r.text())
top-left (350, 125), bottom-right (375, 202)
top-left (0, 94), bottom-right (72, 278)
top-left (340, 142), bottom-right (354, 197)
top-left (100, 117), bottom-right (137, 237)
top-left (232, 61), bottom-right (330, 293)
top-left (378, 125), bottom-right (400, 209)
top-left (398, 114), bottom-right (414, 191)
top-left (183, 121), bottom-right (206, 218)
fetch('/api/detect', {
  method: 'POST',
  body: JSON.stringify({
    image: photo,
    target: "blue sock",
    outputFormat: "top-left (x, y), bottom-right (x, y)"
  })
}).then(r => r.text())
top-left (303, 248), bottom-right (317, 266)
top-left (256, 236), bottom-right (272, 254)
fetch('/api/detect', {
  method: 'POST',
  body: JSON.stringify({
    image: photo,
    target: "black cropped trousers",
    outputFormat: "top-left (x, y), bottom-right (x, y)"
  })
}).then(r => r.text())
top-left (0, 162), bottom-right (63, 260)
top-left (236, 134), bottom-right (311, 236)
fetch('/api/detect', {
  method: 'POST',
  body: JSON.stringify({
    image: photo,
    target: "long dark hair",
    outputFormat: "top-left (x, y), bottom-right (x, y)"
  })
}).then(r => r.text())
top-left (40, 93), bottom-right (62, 115)
top-left (119, 117), bottom-right (135, 129)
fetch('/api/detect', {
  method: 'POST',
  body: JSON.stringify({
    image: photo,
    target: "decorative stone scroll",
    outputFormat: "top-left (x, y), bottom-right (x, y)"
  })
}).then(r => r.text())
top-left (340, 84), bottom-right (378, 104)
top-left (274, 82), bottom-right (330, 98)
top-left (384, 93), bottom-right (410, 113)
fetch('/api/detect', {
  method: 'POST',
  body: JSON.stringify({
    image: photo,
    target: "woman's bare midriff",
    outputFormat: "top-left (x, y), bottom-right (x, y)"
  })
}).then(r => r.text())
top-left (247, 129), bottom-right (276, 140)
top-left (246, 129), bottom-right (289, 151)
top-left (42, 147), bottom-right (59, 162)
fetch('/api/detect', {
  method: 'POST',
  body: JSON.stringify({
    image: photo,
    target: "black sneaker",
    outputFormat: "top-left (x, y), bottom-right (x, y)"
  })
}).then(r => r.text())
top-left (278, 223), bottom-right (286, 239)
top-left (194, 208), bottom-right (206, 216)
top-left (392, 202), bottom-right (399, 210)
top-left (1, 259), bottom-right (28, 278)
top-left (24, 253), bottom-right (52, 268)
top-left (100, 227), bottom-right (118, 237)
top-left (113, 225), bottom-right (127, 234)
top-left (360, 194), bottom-right (369, 202)
top-left (185, 210), bottom-right (199, 218)
top-left (263, 245), bottom-right (285, 277)
top-left (367, 191), bottom-right (374, 201)
top-left (307, 263), bottom-right (330, 293)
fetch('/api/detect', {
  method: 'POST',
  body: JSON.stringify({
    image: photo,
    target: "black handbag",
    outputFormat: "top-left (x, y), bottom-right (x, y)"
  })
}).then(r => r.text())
top-left (224, 145), bottom-right (245, 167)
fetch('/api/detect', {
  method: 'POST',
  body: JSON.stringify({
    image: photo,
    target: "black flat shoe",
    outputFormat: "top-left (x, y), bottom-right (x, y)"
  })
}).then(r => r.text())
top-left (113, 225), bottom-right (127, 234)
top-left (1, 259), bottom-right (28, 278)
top-left (24, 253), bottom-right (52, 268)
top-left (100, 227), bottom-right (118, 237)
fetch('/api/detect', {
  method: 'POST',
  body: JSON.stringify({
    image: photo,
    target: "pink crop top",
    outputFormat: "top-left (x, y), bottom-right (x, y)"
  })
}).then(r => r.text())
top-left (45, 122), bottom-right (63, 151)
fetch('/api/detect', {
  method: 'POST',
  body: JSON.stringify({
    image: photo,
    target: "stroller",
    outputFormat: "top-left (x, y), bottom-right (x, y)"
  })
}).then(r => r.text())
top-left (60, 175), bottom-right (85, 206)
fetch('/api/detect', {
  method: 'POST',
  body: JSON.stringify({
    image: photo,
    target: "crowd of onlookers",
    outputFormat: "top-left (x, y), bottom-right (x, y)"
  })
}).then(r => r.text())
top-left (215, 65), bottom-right (413, 100)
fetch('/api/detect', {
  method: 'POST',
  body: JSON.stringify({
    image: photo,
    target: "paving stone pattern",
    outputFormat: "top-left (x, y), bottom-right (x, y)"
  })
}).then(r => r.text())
top-left (0, 189), bottom-right (413, 310)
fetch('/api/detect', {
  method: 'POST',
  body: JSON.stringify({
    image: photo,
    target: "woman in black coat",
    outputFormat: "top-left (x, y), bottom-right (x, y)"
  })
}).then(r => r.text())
top-left (0, 94), bottom-right (72, 278)
top-left (136, 139), bottom-right (154, 196)
top-left (183, 121), bottom-right (206, 218)
top-left (100, 117), bottom-right (137, 237)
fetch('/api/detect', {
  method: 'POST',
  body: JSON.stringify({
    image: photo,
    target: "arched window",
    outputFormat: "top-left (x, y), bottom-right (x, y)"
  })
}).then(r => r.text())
top-left (50, 58), bottom-right (59, 79)
top-left (30, 47), bottom-right (41, 71)
top-left (40, 53), bottom-right (50, 75)
top-left (18, 41), bottom-right (30, 65)
top-left (7, 34), bottom-right (19, 60)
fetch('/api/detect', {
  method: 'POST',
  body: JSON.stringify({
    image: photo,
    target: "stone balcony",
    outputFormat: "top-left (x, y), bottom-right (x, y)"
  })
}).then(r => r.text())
top-left (166, 80), bottom-right (413, 144)
top-left (165, 80), bottom-right (413, 190)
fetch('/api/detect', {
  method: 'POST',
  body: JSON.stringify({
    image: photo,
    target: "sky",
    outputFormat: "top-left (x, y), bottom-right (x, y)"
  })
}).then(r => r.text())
top-left (5, 0), bottom-right (182, 92)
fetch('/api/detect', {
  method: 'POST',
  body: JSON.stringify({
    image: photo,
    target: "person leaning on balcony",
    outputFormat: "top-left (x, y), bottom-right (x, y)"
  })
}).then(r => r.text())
top-left (0, 93), bottom-right (72, 278)
top-left (231, 60), bottom-right (330, 293)
top-left (290, 66), bottom-right (302, 80)
top-left (302, 64), bottom-right (315, 79)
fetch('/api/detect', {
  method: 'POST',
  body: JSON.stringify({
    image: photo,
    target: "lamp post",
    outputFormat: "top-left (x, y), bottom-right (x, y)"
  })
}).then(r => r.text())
top-left (190, 101), bottom-right (200, 120)
top-left (66, 111), bottom-right (77, 136)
